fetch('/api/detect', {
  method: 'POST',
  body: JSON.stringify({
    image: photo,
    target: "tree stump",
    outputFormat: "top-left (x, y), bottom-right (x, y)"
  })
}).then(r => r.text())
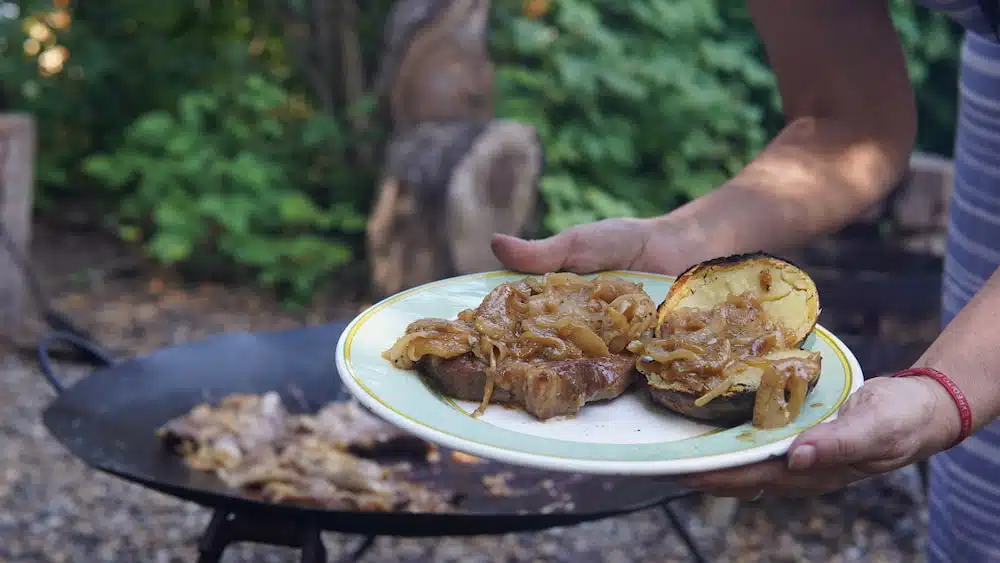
top-left (376, 0), bottom-right (495, 131)
top-left (367, 0), bottom-right (543, 297)
top-left (367, 120), bottom-right (542, 297)
top-left (0, 114), bottom-right (36, 339)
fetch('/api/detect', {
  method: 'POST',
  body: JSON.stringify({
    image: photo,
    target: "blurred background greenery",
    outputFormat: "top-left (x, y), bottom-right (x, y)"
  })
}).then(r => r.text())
top-left (0, 0), bottom-right (963, 302)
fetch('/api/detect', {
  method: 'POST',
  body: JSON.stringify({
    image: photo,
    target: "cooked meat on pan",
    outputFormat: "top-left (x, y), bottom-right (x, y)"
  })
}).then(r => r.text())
top-left (157, 392), bottom-right (452, 512)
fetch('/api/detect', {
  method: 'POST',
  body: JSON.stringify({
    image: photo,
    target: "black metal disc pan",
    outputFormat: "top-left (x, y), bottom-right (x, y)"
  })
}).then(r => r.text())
top-left (37, 322), bottom-right (692, 537)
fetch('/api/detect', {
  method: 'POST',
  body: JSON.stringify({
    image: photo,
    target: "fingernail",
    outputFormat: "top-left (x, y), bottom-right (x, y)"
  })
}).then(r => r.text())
top-left (788, 444), bottom-right (816, 470)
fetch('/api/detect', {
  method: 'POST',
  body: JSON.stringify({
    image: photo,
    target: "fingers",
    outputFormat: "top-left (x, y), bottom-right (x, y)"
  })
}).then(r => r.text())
top-left (679, 459), bottom-right (787, 490)
top-left (490, 233), bottom-right (571, 274)
top-left (678, 459), bottom-right (868, 498)
top-left (786, 391), bottom-right (899, 471)
top-left (491, 219), bottom-right (655, 274)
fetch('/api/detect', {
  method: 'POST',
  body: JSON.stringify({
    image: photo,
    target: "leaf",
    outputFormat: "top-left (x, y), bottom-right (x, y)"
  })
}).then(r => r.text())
top-left (179, 93), bottom-right (212, 127)
top-left (278, 193), bottom-right (323, 225)
top-left (118, 225), bottom-right (143, 242)
top-left (301, 115), bottom-right (342, 148)
top-left (509, 19), bottom-right (557, 54)
top-left (128, 112), bottom-right (176, 145)
top-left (83, 155), bottom-right (134, 187)
top-left (166, 132), bottom-right (200, 155)
top-left (553, 53), bottom-right (598, 97)
top-left (147, 232), bottom-right (194, 263)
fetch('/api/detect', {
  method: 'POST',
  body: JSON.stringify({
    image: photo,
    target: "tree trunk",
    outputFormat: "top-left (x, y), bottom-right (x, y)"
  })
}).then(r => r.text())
top-left (0, 114), bottom-right (36, 338)
top-left (367, 0), bottom-right (544, 297)
top-left (367, 120), bottom-right (543, 297)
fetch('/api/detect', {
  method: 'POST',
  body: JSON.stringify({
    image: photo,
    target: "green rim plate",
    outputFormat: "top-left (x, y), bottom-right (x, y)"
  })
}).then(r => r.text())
top-left (336, 270), bottom-right (864, 475)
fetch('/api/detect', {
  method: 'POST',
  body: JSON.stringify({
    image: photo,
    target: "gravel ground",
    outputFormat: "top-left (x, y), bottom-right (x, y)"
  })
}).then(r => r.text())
top-left (0, 226), bottom-right (931, 562)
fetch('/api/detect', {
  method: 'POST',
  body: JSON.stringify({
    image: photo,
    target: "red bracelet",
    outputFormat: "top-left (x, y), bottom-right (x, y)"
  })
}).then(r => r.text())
top-left (892, 367), bottom-right (973, 449)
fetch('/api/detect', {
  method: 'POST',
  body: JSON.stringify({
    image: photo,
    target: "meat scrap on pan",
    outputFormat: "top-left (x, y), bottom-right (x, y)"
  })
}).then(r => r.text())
top-left (157, 392), bottom-right (453, 512)
top-left (384, 253), bottom-right (823, 429)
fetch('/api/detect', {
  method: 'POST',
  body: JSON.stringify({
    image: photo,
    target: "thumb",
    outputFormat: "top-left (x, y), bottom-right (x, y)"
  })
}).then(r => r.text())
top-left (786, 408), bottom-right (886, 471)
top-left (491, 232), bottom-right (572, 274)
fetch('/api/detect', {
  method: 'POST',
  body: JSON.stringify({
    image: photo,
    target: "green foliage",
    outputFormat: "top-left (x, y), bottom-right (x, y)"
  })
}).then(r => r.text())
top-left (0, 0), bottom-right (374, 302)
top-left (491, 0), bottom-right (775, 232)
top-left (492, 0), bottom-right (962, 233)
top-left (0, 0), bottom-right (293, 201)
top-left (83, 74), bottom-right (367, 300)
top-left (0, 0), bottom-right (965, 301)
top-left (889, 0), bottom-right (963, 157)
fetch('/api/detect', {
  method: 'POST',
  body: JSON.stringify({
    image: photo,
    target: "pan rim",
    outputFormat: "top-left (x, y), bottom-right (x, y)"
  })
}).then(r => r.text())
top-left (40, 322), bottom-right (693, 528)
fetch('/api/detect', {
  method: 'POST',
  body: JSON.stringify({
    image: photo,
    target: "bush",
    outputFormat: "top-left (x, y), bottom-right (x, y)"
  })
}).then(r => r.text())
top-left (1, 0), bottom-right (376, 301)
top-left (83, 74), bottom-right (368, 299)
top-left (0, 0), bottom-right (964, 300)
top-left (492, 0), bottom-right (777, 232)
top-left (492, 0), bottom-right (961, 234)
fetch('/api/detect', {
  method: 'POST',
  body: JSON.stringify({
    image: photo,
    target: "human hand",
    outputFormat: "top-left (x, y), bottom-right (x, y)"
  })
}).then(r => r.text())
top-left (491, 217), bottom-right (690, 276)
top-left (678, 375), bottom-right (961, 499)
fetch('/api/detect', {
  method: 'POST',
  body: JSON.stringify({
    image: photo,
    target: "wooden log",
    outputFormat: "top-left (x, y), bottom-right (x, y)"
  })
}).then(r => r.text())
top-left (894, 152), bottom-right (953, 233)
top-left (376, 0), bottom-right (494, 131)
top-left (367, 0), bottom-right (542, 297)
top-left (367, 119), bottom-right (543, 297)
top-left (0, 114), bottom-right (36, 338)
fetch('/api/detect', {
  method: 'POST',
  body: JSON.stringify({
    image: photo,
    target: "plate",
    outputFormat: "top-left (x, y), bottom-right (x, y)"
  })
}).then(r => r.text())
top-left (336, 270), bottom-right (864, 476)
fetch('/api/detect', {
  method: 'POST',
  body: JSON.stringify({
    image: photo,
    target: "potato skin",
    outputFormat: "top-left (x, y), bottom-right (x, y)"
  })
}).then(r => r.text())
top-left (647, 376), bottom-right (821, 426)
top-left (648, 252), bottom-right (823, 425)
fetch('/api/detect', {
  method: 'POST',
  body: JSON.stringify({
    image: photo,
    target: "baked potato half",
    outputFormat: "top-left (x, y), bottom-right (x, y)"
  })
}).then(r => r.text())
top-left (658, 252), bottom-right (820, 348)
top-left (643, 252), bottom-right (823, 427)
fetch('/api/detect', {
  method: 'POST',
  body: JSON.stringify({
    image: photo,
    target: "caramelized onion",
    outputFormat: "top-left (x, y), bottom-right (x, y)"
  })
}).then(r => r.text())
top-left (637, 291), bottom-right (818, 428)
top-left (748, 357), bottom-right (815, 429)
top-left (474, 347), bottom-right (500, 417)
top-left (384, 273), bottom-right (658, 415)
top-left (559, 323), bottom-right (610, 357)
top-left (521, 330), bottom-right (569, 359)
top-left (694, 366), bottom-right (741, 407)
top-left (751, 361), bottom-right (788, 429)
top-left (647, 348), bottom-right (699, 364)
top-left (381, 325), bottom-right (474, 369)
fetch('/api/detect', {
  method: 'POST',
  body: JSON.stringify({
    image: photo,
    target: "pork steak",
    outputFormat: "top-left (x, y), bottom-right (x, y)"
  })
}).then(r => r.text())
top-left (418, 352), bottom-right (638, 420)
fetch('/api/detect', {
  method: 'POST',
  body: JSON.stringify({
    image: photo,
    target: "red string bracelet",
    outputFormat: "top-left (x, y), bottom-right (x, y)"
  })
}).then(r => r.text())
top-left (891, 367), bottom-right (973, 449)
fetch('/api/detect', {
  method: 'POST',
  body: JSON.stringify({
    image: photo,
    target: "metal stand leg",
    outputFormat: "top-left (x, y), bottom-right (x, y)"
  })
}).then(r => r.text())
top-left (344, 535), bottom-right (377, 562)
top-left (660, 502), bottom-right (709, 563)
top-left (196, 511), bottom-right (230, 563)
top-left (300, 526), bottom-right (328, 563)
top-left (195, 510), bottom-right (328, 563)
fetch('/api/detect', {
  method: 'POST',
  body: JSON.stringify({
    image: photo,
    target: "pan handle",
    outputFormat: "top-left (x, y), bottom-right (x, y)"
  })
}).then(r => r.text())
top-left (36, 331), bottom-right (116, 394)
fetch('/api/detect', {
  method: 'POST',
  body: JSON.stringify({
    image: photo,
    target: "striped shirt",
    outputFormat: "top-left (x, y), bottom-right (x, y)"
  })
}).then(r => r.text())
top-left (914, 2), bottom-right (1000, 561)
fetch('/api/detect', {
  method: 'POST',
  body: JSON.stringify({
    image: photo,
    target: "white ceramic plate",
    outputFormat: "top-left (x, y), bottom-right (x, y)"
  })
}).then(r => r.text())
top-left (336, 270), bottom-right (864, 476)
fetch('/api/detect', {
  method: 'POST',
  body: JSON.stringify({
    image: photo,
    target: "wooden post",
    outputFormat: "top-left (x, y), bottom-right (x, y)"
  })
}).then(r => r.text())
top-left (366, 0), bottom-right (544, 298)
top-left (0, 114), bottom-right (36, 338)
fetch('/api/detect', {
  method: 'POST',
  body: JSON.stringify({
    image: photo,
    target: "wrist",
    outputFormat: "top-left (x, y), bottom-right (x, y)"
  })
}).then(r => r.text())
top-left (916, 375), bottom-right (963, 450)
top-left (649, 210), bottom-right (730, 268)
top-left (893, 367), bottom-right (969, 452)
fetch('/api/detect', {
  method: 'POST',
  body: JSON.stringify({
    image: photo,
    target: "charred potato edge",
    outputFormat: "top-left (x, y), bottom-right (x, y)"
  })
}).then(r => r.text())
top-left (648, 252), bottom-right (823, 425)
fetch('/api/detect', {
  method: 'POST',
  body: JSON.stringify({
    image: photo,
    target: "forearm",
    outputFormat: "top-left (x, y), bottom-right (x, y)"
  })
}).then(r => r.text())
top-left (649, 0), bottom-right (915, 268)
top-left (914, 266), bottom-right (1000, 439)
top-left (653, 117), bottom-right (912, 265)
